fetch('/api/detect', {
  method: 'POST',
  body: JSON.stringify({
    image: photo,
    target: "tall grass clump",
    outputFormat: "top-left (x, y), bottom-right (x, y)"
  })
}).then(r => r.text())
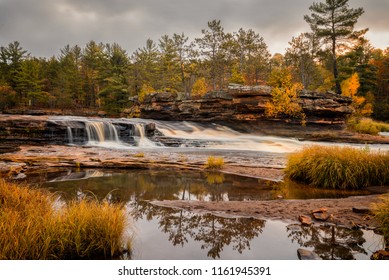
top-left (205, 156), bottom-right (224, 170)
top-left (285, 145), bottom-right (389, 189)
top-left (372, 194), bottom-right (389, 250)
top-left (348, 118), bottom-right (389, 135)
top-left (0, 179), bottom-right (131, 259)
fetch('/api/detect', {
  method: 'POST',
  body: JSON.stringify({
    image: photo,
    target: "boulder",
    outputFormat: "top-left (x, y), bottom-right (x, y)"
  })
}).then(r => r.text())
top-left (312, 212), bottom-right (330, 221)
top-left (297, 249), bottom-right (321, 260)
top-left (311, 207), bottom-right (330, 221)
top-left (299, 215), bottom-right (313, 226)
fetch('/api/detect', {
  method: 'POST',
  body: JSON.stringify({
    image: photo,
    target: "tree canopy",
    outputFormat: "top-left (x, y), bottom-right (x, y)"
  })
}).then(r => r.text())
top-left (0, 10), bottom-right (388, 121)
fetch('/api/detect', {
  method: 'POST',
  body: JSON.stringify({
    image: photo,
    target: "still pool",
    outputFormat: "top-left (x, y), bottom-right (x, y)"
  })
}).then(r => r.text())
top-left (30, 168), bottom-right (385, 260)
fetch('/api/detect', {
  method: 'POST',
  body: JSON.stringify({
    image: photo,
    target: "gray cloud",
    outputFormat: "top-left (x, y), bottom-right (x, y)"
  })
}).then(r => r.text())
top-left (0, 0), bottom-right (387, 57)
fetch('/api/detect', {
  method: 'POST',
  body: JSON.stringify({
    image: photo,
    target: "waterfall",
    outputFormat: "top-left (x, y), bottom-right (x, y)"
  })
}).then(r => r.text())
top-left (66, 127), bottom-right (73, 144)
top-left (85, 121), bottom-right (120, 144)
top-left (135, 123), bottom-right (156, 147)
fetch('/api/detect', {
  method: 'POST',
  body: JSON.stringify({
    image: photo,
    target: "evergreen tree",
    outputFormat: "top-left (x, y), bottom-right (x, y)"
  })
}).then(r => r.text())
top-left (131, 39), bottom-right (159, 95)
top-left (195, 20), bottom-right (226, 90)
top-left (56, 45), bottom-right (84, 108)
top-left (173, 33), bottom-right (191, 92)
top-left (82, 41), bottom-right (106, 108)
top-left (0, 41), bottom-right (29, 89)
top-left (233, 28), bottom-right (270, 85)
top-left (285, 33), bottom-right (321, 89)
top-left (158, 35), bottom-right (181, 92)
top-left (99, 43), bottom-right (130, 113)
top-left (304, 0), bottom-right (365, 94)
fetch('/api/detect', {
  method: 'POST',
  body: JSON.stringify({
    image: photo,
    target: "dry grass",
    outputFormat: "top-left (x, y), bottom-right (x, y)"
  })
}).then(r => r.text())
top-left (285, 145), bottom-right (389, 189)
top-left (348, 118), bottom-right (389, 135)
top-left (0, 179), bottom-right (131, 259)
top-left (133, 152), bottom-right (145, 158)
top-left (372, 194), bottom-right (389, 249)
top-left (205, 156), bottom-right (225, 170)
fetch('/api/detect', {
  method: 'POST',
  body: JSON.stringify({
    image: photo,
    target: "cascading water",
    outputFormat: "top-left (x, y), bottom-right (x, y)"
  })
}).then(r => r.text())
top-left (49, 116), bottom-right (389, 153)
top-left (85, 121), bottom-right (120, 144)
top-left (66, 127), bottom-right (73, 144)
top-left (135, 123), bottom-right (157, 147)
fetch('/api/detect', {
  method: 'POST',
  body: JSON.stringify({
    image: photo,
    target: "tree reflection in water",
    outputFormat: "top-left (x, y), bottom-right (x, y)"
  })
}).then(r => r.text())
top-left (130, 201), bottom-right (266, 259)
top-left (286, 224), bottom-right (367, 260)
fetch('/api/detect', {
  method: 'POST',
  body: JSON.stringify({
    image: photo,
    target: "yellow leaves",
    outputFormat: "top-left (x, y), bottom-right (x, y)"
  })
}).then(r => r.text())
top-left (265, 68), bottom-right (306, 124)
top-left (138, 84), bottom-right (155, 102)
top-left (229, 68), bottom-right (246, 85)
top-left (341, 72), bottom-right (360, 98)
top-left (315, 66), bottom-right (334, 92)
top-left (191, 78), bottom-right (208, 97)
top-left (341, 73), bottom-right (372, 117)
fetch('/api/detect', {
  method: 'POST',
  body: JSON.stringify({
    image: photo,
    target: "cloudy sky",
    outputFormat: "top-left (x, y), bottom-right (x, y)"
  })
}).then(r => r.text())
top-left (0, 0), bottom-right (388, 57)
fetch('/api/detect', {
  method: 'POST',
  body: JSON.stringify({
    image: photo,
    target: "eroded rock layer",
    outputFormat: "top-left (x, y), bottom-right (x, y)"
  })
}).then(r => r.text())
top-left (128, 85), bottom-right (353, 125)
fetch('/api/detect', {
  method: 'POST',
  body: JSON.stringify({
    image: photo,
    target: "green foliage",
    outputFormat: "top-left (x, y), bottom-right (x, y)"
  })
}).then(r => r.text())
top-left (265, 67), bottom-right (306, 123)
top-left (285, 145), bottom-right (389, 189)
top-left (304, 0), bottom-right (365, 94)
top-left (229, 68), bottom-right (246, 85)
top-left (205, 156), bottom-right (225, 170)
top-left (0, 17), bottom-right (387, 118)
top-left (0, 179), bottom-right (131, 260)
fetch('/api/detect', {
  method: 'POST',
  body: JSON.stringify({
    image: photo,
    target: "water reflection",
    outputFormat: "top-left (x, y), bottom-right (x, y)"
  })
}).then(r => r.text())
top-left (31, 169), bottom-right (384, 259)
top-left (130, 202), bottom-right (265, 259)
top-left (287, 224), bottom-right (374, 260)
top-left (38, 169), bottom-right (372, 203)
top-left (39, 169), bottom-right (279, 202)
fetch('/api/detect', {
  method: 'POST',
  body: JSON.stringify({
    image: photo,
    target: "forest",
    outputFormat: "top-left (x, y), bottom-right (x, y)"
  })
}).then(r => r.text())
top-left (0, 2), bottom-right (388, 120)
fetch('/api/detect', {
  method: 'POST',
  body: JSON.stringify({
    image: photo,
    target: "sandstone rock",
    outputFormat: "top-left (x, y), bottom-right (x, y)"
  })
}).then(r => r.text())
top-left (135, 85), bottom-right (354, 125)
top-left (0, 115), bottom-right (157, 146)
top-left (312, 212), bottom-right (330, 221)
top-left (311, 207), bottom-right (328, 213)
top-left (297, 248), bottom-right (321, 260)
top-left (299, 215), bottom-right (313, 226)
top-left (311, 207), bottom-right (330, 221)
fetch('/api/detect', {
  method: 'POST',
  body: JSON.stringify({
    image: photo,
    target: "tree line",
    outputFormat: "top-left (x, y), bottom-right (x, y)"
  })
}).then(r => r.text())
top-left (0, 0), bottom-right (388, 120)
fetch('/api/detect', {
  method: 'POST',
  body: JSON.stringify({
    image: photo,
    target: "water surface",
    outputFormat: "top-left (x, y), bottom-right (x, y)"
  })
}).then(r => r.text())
top-left (34, 169), bottom-right (384, 260)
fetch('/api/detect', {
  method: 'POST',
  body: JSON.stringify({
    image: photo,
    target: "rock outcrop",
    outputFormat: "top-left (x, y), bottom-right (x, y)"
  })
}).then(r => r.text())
top-left (126, 85), bottom-right (353, 126)
top-left (0, 115), bottom-right (156, 146)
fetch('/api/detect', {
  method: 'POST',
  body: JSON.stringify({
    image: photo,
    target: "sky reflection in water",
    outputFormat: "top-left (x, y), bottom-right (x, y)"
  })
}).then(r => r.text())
top-left (37, 169), bottom-right (384, 260)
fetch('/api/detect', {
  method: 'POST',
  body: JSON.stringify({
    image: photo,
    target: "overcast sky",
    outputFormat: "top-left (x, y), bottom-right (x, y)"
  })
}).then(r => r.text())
top-left (0, 0), bottom-right (388, 58)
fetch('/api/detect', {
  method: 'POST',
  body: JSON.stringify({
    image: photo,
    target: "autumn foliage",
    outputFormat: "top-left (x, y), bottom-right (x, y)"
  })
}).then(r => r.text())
top-left (265, 68), bottom-right (306, 124)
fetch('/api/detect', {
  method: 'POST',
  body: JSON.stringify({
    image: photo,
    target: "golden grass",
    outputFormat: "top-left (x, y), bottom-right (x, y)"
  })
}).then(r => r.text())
top-left (0, 179), bottom-right (131, 259)
top-left (348, 118), bottom-right (389, 135)
top-left (133, 152), bottom-right (145, 158)
top-left (205, 156), bottom-right (225, 170)
top-left (372, 194), bottom-right (389, 249)
top-left (285, 145), bottom-right (389, 189)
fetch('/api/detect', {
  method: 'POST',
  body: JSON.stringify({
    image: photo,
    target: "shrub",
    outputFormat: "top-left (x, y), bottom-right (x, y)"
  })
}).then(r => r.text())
top-left (0, 179), bottom-right (131, 259)
top-left (205, 156), bottom-right (224, 170)
top-left (285, 145), bottom-right (389, 189)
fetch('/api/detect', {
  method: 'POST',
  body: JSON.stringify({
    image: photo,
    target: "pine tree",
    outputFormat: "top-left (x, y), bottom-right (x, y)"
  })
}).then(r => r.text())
top-left (304, 0), bottom-right (365, 94)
